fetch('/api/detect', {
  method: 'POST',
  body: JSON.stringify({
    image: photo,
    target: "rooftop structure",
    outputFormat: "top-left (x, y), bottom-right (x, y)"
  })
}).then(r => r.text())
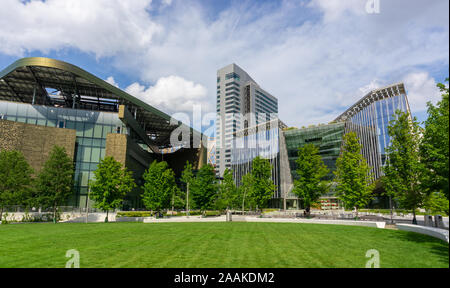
top-left (0, 57), bottom-right (206, 208)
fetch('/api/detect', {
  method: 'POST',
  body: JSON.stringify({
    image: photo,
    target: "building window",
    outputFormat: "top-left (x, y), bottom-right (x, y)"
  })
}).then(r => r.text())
top-left (225, 72), bottom-right (240, 81)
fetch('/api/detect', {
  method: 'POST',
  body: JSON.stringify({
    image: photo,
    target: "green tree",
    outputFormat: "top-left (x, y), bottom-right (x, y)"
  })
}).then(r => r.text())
top-left (334, 132), bottom-right (375, 219)
top-left (0, 150), bottom-right (34, 222)
top-left (420, 78), bottom-right (449, 200)
top-left (36, 146), bottom-right (74, 223)
top-left (217, 168), bottom-right (238, 210)
top-left (423, 192), bottom-right (449, 216)
top-left (141, 160), bottom-right (177, 214)
top-left (239, 172), bottom-right (254, 214)
top-left (383, 110), bottom-right (425, 224)
top-left (293, 144), bottom-right (329, 215)
top-left (190, 164), bottom-right (217, 214)
top-left (248, 156), bottom-right (276, 211)
top-left (90, 156), bottom-right (135, 222)
top-left (180, 161), bottom-right (194, 215)
top-left (170, 185), bottom-right (185, 211)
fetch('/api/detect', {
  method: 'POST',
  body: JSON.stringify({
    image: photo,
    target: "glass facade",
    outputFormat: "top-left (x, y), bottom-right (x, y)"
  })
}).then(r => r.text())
top-left (0, 101), bottom-right (127, 207)
top-left (284, 123), bottom-right (346, 184)
top-left (232, 124), bottom-right (281, 199)
top-left (346, 93), bottom-right (409, 166)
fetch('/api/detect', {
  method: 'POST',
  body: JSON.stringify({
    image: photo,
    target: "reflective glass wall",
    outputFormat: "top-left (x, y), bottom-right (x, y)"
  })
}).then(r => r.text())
top-left (347, 94), bottom-right (409, 166)
top-left (231, 126), bottom-right (281, 199)
top-left (284, 123), bottom-right (346, 189)
top-left (0, 101), bottom-right (128, 207)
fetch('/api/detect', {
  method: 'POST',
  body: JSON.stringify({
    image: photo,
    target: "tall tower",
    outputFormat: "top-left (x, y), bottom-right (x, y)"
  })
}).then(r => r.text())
top-left (215, 63), bottom-right (278, 176)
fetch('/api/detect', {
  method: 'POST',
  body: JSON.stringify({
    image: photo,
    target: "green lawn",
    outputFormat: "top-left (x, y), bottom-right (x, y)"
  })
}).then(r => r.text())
top-left (0, 222), bottom-right (448, 268)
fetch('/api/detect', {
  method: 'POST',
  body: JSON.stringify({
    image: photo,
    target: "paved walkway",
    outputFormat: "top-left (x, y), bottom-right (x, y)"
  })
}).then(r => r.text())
top-left (143, 215), bottom-right (386, 228)
top-left (396, 224), bottom-right (449, 243)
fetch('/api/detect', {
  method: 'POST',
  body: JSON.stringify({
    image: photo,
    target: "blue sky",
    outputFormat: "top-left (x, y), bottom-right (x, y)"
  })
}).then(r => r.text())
top-left (0, 0), bottom-right (448, 131)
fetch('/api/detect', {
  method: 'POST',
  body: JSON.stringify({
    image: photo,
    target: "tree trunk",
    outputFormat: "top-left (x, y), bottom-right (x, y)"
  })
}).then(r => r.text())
top-left (242, 189), bottom-right (246, 216)
top-left (389, 196), bottom-right (394, 224)
top-left (172, 192), bottom-right (174, 213)
top-left (105, 210), bottom-right (109, 223)
top-left (0, 205), bottom-right (3, 224)
top-left (186, 182), bottom-right (190, 217)
top-left (412, 208), bottom-right (417, 225)
top-left (355, 207), bottom-right (359, 220)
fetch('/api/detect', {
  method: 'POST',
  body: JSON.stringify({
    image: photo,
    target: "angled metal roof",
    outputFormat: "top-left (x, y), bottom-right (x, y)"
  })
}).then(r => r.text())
top-left (0, 57), bottom-right (202, 148)
top-left (334, 83), bottom-right (408, 122)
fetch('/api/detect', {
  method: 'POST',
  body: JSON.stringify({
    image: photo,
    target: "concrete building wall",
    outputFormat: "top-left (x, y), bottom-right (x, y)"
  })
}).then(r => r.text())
top-left (0, 119), bottom-right (76, 173)
top-left (105, 133), bottom-right (158, 209)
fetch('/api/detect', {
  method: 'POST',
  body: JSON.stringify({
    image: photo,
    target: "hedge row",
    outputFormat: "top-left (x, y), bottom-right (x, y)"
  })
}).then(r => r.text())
top-left (116, 210), bottom-right (222, 218)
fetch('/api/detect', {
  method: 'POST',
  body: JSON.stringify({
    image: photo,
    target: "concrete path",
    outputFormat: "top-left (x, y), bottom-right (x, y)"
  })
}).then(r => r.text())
top-left (143, 215), bottom-right (385, 228)
top-left (396, 224), bottom-right (449, 243)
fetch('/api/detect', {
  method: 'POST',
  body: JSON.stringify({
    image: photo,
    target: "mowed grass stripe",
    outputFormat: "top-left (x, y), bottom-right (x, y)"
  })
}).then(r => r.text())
top-left (0, 222), bottom-right (447, 268)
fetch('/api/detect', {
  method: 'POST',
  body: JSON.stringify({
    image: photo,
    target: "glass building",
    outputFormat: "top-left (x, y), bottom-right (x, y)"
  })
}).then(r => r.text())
top-left (231, 83), bottom-right (411, 209)
top-left (0, 101), bottom-right (127, 206)
top-left (334, 83), bottom-right (410, 169)
top-left (0, 57), bottom-right (206, 209)
top-left (284, 122), bottom-right (346, 183)
top-left (232, 119), bottom-right (288, 207)
top-left (216, 63), bottom-right (278, 177)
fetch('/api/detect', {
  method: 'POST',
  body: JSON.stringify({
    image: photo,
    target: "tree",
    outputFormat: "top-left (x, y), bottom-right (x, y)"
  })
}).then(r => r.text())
top-left (190, 164), bottom-right (217, 214)
top-left (239, 172), bottom-right (254, 214)
top-left (334, 132), bottom-right (375, 219)
top-left (0, 150), bottom-right (34, 222)
top-left (141, 160), bottom-right (177, 214)
top-left (292, 144), bottom-right (329, 215)
top-left (420, 78), bottom-right (449, 200)
top-left (383, 110), bottom-right (425, 224)
top-left (248, 156), bottom-right (276, 211)
top-left (217, 168), bottom-right (238, 211)
top-left (180, 161), bottom-right (194, 216)
top-left (170, 185), bottom-right (185, 211)
top-left (423, 192), bottom-right (449, 216)
top-left (36, 146), bottom-right (74, 223)
top-left (90, 156), bottom-right (135, 222)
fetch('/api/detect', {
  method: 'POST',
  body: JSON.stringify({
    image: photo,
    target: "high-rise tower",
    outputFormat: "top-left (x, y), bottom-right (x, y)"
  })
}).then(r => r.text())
top-left (215, 63), bottom-right (278, 176)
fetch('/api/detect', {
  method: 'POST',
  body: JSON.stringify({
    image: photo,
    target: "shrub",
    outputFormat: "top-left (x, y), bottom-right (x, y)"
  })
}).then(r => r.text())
top-left (205, 210), bottom-right (222, 217)
top-left (116, 211), bottom-right (153, 218)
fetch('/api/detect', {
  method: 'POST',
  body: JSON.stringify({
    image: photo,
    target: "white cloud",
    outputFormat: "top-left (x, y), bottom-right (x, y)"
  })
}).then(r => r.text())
top-left (0, 0), bottom-right (448, 126)
top-left (308, 0), bottom-right (367, 22)
top-left (0, 0), bottom-right (161, 57)
top-left (403, 72), bottom-right (441, 113)
top-left (105, 76), bottom-right (119, 88)
top-left (124, 76), bottom-right (210, 114)
top-left (161, 0), bottom-right (173, 7)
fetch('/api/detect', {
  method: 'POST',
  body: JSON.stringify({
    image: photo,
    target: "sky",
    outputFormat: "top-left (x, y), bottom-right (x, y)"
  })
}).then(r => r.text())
top-left (0, 0), bottom-right (448, 131)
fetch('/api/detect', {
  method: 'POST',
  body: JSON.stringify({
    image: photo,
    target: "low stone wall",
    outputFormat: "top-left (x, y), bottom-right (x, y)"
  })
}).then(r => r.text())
top-left (116, 216), bottom-right (148, 222)
top-left (1, 212), bottom-right (116, 223)
top-left (396, 224), bottom-right (449, 243)
top-left (243, 217), bottom-right (385, 228)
